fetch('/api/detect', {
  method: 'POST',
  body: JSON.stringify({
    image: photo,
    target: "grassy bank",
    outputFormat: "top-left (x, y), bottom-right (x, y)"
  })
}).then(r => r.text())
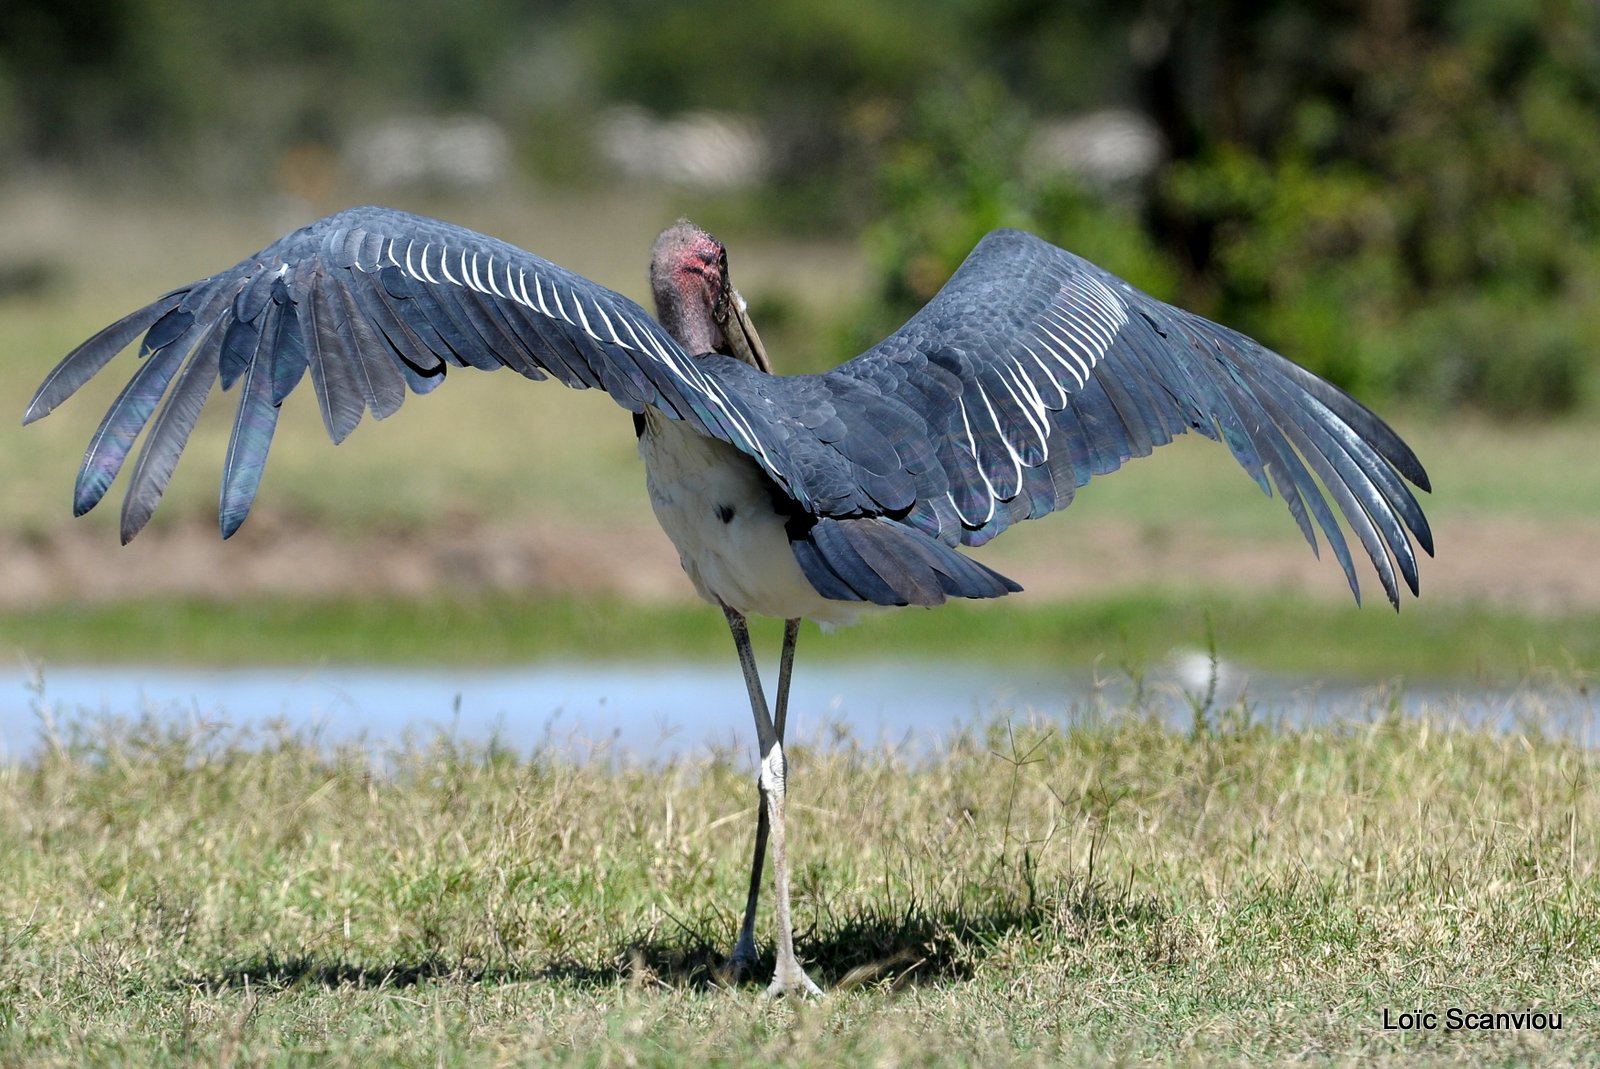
top-left (4, 590), bottom-right (1597, 681)
top-left (2, 707), bottom-right (1595, 1066)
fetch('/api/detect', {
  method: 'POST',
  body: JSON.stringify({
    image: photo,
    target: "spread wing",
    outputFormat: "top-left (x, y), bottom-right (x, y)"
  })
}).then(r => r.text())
top-left (24, 205), bottom-right (779, 542)
top-left (29, 213), bottom-right (1431, 608)
top-left (691, 229), bottom-right (1432, 607)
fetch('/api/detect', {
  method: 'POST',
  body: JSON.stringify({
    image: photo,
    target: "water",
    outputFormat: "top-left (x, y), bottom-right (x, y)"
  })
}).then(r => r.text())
top-left (4, 659), bottom-right (1071, 763)
top-left (2, 655), bottom-right (1593, 764)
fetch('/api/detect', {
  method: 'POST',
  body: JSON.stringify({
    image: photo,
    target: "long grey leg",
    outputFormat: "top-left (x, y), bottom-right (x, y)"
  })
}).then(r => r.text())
top-left (721, 606), bottom-right (820, 997)
top-left (728, 617), bottom-right (799, 979)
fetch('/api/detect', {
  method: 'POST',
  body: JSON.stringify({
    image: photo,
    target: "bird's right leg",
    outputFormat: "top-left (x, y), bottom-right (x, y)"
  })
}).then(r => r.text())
top-left (722, 606), bottom-right (820, 997)
top-left (728, 617), bottom-right (799, 981)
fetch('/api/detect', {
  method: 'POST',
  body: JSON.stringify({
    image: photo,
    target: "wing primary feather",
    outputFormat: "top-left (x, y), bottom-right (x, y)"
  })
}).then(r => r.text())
top-left (1183, 336), bottom-right (1332, 559)
top-left (332, 274), bottom-right (407, 420)
top-left (25, 291), bottom-right (188, 424)
top-left (71, 286), bottom-right (236, 517)
top-left (1255, 381), bottom-right (1425, 596)
top-left (307, 276), bottom-right (367, 442)
top-left (269, 280), bottom-right (309, 404)
top-left (72, 339), bottom-right (191, 517)
top-left (1290, 407), bottom-right (1414, 600)
top-left (1249, 342), bottom-right (1432, 493)
top-left (1167, 323), bottom-right (1274, 493)
top-left (1110, 324), bottom-right (1202, 441)
top-left (118, 320), bottom-right (226, 543)
top-left (1193, 356), bottom-right (1370, 600)
top-left (1303, 398), bottom-right (1435, 556)
top-left (1196, 314), bottom-right (1431, 494)
top-left (218, 316), bottom-right (261, 390)
top-left (218, 336), bottom-right (280, 538)
top-left (1263, 405), bottom-right (1397, 607)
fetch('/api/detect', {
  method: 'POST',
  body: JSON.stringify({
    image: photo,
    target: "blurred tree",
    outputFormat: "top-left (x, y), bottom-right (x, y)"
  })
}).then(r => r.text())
top-left (848, 0), bottom-right (1600, 413)
top-left (0, 0), bottom-right (582, 177)
top-left (0, 0), bottom-right (219, 161)
top-left (842, 79), bottom-right (1175, 365)
top-left (584, 0), bottom-right (974, 223)
top-left (1140, 0), bottom-right (1600, 412)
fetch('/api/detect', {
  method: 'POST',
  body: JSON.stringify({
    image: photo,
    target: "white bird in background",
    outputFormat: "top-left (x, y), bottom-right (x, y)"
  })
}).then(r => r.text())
top-left (25, 206), bottom-right (1432, 995)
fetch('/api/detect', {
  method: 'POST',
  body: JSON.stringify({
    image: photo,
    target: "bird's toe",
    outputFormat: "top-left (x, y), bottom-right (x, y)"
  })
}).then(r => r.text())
top-left (764, 963), bottom-right (824, 999)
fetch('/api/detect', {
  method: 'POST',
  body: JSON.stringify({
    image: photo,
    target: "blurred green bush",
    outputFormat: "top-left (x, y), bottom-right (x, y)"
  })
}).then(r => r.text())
top-left (841, 80), bottom-right (1174, 365)
top-left (847, 3), bottom-right (1600, 416)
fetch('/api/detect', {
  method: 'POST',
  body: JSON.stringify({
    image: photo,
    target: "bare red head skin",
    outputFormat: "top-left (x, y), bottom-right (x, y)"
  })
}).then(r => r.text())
top-left (649, 221), bottom-right (729, 356)
top-left (649, 220), bottom-right (773, 373)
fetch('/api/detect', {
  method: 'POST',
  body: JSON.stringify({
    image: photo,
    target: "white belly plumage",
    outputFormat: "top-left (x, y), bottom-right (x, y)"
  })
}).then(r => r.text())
top-left (638, 415), bottom-right (869, 628)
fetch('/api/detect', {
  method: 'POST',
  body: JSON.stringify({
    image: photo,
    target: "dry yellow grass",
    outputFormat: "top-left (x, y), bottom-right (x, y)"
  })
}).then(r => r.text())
top-left (1, 700), bottom-right (1595, 1066)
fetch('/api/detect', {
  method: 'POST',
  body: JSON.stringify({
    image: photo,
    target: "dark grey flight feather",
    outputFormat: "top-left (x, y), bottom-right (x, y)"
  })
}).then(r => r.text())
top-left (119, 310), bottom-right (229, 543)
top-left (26, 207), bottom-right (1431, 608)
top-left (25, 291), bottom-right (188, 426)
top-left (219, 341), bottom-right (279, 539)
top-left (791, 516), bottom-right (1021, 607)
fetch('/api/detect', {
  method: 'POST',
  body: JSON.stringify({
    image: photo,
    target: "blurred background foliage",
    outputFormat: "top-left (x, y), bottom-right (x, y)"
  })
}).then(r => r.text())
top-left (0, 0), bottom-right (1596, 417)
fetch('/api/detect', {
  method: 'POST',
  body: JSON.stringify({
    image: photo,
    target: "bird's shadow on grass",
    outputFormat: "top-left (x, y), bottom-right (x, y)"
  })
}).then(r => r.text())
top-left (186, 875), bottom-right (1171, 996)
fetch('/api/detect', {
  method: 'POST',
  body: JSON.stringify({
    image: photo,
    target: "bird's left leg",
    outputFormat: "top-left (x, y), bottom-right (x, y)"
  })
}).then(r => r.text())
top-left (727, 617), bottom-right (799, 980)
top-left (722, 605), bottom-right (821, 998)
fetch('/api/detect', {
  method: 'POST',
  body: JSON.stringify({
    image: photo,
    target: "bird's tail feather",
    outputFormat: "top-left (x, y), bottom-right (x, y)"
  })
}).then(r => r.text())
top-left (791, 516), bottom-right (1021, 607)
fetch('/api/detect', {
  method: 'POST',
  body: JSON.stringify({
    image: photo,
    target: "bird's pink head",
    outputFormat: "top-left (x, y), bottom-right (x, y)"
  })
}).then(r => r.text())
top-left (649, 221), bottom-right (772, 372)
top-left (649, 221), bottom-right (728, 356)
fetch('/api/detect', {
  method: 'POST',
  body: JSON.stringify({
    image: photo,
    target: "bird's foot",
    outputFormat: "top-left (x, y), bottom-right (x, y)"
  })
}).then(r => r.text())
top-left (764, 959), bottom-right (824, 999)
top-left (725, 934), bottom-right (761, 984)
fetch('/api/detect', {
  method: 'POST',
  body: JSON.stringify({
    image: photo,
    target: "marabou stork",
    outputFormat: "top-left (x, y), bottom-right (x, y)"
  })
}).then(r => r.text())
top-left (25, 207), bottom-right (1433, 996)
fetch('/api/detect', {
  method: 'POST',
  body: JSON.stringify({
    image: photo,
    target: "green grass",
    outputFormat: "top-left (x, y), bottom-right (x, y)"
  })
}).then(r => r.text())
top-left (4, 590), bottom-right (1597, 680)
top-left (2, 704), bottom-right (1595, 1066)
